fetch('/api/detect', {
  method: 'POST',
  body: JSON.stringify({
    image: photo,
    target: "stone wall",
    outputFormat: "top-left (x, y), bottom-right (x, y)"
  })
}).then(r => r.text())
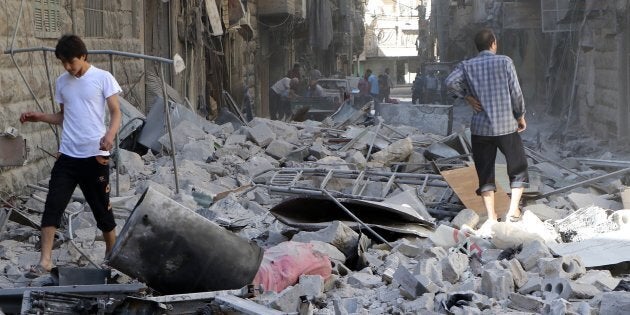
top-left (575, 12), bottom-right (627, 140)
top-left (0, 0), bottom-right (144, 193)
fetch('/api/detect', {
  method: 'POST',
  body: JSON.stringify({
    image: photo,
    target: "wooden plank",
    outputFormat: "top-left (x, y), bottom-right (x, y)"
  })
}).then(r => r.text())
top-left (204, 0), bottom-right (224, 36)
top-left (440, 165), bottom-right (511, 218)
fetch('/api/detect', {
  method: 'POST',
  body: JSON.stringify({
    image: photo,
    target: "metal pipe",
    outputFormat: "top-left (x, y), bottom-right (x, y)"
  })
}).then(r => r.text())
top-left (161, 63), bottom-right (179, 193)
top-left (109, 54), bottom-right (120, 197)
top-left (43, 51), bottom-right (60, 147)
top-left (534, 167), bottom-right (630, 199)
top-left (365, 122), bottom-right (382, 162)
top-left (4, 47), bottom-right (174, 64)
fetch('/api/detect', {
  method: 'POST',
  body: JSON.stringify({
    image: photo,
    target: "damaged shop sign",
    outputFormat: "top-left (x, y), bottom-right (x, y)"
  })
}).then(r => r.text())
top-left (269, 196), bottom-right (435, 239)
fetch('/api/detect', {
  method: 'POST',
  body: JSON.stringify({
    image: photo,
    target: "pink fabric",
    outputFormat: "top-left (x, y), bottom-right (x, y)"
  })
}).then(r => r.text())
top-left (252, 241), bottom-right (332, 292)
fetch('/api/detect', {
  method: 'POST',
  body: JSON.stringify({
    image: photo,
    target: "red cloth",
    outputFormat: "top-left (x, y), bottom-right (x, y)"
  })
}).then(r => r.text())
top-left (252, 241), bottom-right (332, 292)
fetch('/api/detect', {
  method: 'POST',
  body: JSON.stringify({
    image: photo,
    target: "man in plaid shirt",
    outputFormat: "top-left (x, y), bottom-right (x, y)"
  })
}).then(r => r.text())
top-left (446, 29), bottom-right (529, 233)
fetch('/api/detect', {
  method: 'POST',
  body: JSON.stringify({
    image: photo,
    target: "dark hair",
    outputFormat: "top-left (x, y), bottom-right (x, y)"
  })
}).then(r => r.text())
top-left (366, 69), bottom-right (372, 74)
top-left (55, 34), bottom-right (88, 61)
top-left (474, 29), bottom-right (496, 52)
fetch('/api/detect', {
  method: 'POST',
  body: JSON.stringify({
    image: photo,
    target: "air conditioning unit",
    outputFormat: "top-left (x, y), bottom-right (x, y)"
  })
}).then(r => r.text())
top-left (258, 0), bottom-right (296, 17)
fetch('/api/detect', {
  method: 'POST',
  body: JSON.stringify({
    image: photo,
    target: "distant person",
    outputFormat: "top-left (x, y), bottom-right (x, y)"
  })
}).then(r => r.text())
top-left (287, 63), bottom-right (301, 79)
top-left (412, 69), bottom-right (426, 104)
top-left (308, 66), bottom-right (322, 81)
top-left (446, 28), bottom-right (529, 235)
top-left (367, 69), bottom-right (379, 99)
top-left (20, 34), bottom-right (121, 276)
top-left (305, 79), bottom-right (324, 97)
top-left (358, 70), bottom-right (370, 96)
top-left (379, 68), bottom-right (394, 102)
top-left (269, 77), bottom-right (299, 119)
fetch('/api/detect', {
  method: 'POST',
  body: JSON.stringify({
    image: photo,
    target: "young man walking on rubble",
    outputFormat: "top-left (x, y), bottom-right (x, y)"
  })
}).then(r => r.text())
top-left (20, 34), bottom-right (122, 275)
top-left (445, 29), bottom-right (529, 235)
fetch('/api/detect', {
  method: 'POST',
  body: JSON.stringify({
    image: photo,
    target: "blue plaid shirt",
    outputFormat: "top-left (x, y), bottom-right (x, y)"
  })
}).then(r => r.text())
top-left (446, 50), bottom-right (525, 136)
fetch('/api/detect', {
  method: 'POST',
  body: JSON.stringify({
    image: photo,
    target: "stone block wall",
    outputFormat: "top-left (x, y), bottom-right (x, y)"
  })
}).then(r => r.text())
top-left (576, 22), bottom-right (626, 139)
top-left (0, 0), bottom-right (145, 193)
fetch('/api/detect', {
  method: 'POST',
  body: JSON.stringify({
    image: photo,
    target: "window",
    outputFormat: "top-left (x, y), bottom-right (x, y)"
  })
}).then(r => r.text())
top-left (34, 0), bottom-right (62, 38)
top-left (85, 0), bottom-right (104, 37)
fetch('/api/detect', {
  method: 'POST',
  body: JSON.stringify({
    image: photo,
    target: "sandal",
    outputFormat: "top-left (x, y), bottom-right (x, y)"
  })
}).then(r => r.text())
top-left (507, 215), bottom-right (522, 222)
top-left (25, 264), bottom-right (51, 279)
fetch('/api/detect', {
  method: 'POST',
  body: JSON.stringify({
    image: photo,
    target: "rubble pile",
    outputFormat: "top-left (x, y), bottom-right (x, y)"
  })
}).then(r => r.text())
top-left (2, 104), bottom-right (630, 314)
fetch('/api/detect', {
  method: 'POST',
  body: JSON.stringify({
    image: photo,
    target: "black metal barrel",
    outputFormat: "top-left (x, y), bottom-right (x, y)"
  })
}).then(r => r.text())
top-left (108, 187), bottom-right (263, 294)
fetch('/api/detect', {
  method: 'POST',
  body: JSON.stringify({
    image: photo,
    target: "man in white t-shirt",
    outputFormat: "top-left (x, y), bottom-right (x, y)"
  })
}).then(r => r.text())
top-left (20, 34), bottom-right (122, 276)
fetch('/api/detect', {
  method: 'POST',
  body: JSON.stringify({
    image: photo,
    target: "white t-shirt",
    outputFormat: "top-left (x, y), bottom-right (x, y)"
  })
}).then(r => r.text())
top-left (271, 77), bottom-right (291, 95)
top-left (54, 65), bottom-right (122, 158)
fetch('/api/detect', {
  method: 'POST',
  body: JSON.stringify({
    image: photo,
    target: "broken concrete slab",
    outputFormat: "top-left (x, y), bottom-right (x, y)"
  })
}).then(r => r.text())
top-left (538, 256), bottom-right (586, 280)
top-left (265, 139), bottom-right (295, 160)
top-left (441, 252), bottom-right (469, 284)
top-left (599, 291), bottom-right (630, 315)
top-left (548, 229), bottom-right (630, 268)
top-left (567, 192), bottom-right (623, 211)
top-left (541, 277), bottom-right (600, 300)
top-left (369, 137), bottom-right (413, 166)
top-left (481, 268), bottom-right (514, 300)
top-left (451, 209), bottom-right (479, 229)
top-left (575, 270), bottom-right (620, 291)
top-left (158, 119), bottom-right (207, 152)
top-left (516, 240), bottom-right (552, 271)
top-left (247, 123), bottom-right (276, 147)
top-left (522, 204), bottom-right (570, 221)
top-left (291, 220), bottom-right (359, 258)
top-left (393, 264), bottom-right (429, 299)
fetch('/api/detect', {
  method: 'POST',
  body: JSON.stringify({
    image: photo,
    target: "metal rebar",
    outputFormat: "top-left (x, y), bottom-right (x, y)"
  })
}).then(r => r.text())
top-left (535, 167), bottom-right (630, 199)
top-left (161, 63), bottom-right (179, 193)
top-left (319, 189), bottom-right (392, 248)
top-left (43, 50), bottom-right (60, 147)
top-left (365, 122), bottom-right (382, 162)
top-left (109, 54), bottom-right (120, 197)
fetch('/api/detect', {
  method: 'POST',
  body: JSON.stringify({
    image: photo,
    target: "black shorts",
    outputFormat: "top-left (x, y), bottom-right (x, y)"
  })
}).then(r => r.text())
top-left (471, 132), bottom-right (529, 195)
top-left (41, 154), bottom-right (115, 232)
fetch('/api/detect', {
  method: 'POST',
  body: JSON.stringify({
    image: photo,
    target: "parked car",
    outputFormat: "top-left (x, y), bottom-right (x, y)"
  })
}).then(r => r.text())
top-left (317, 78), bottom-right (351, 105)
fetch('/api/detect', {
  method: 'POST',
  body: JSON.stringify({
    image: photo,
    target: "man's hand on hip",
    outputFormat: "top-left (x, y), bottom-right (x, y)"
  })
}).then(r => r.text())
top-left (465, 95), bottom-right (483, 112)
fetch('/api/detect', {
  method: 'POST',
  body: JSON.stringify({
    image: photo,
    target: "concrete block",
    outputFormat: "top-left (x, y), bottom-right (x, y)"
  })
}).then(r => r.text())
top-left (611, 209), bottom-right (630, 230)
top-left (541, 277), bottom-right (600, 300)
top-left (575, 270), bottom-right (620, 291)
top-left (481, 269), bottom-right (514, 300)
top-left (236, 156), bottom-right (275, 177)
top-left (310, 241), bottom-right (346, 264)
top-left (441, 252), bottom-right (469, 283)
top-left (518, 274), bottom-right (542, 295)
top-left (451, 208), bottom-right (479, 229)
top-left (600, 291), bottom-right (630, 315)
top-left (369, 137), bottom-right (413, 165)
top-left (376, 285), bottom-right (401, 303)
top-left (401, 292), bottom-right (435, 313)
top-left (117, 149), bottom-right (146, 178)
top-left (542, 298), bottom-right (570, 315)
top-left (382, 267), bottom-right (395, 284)
top-left (299, 275), bottom-right (324, 298)
top-left (415, 274), bottom-right (441, 293)
top-left (158, 120), bottom-right (206, 152)
top-left (516, 240), bottom-right (552, 271)
top-left (284, 146), bottom-right (309, 162)
top-left (508, 293), bottom-right (544, 313)
top-left (225, 134), bottom-right (247, 146)
top-left (347, 272), bottom-right (382, 289)
top-left (393, 264), bottom-right (428, 299)
top-left (308, 140), bottom-right (331, 160)
top-left (537, 255), bottom-right (586, 280)
top-left (503, 258), bottom-right (528, 288)
top-left (414, 257), bottom-right (443, 284)
top-left (247, 122), bottom-right (275, 147)
top-left (449, 305), bottom-right (481, 315)
top-left (291, 221), bottom-right (359, 257)
top-left (345, 150), bottom-right (367, 168)
top-left (181, 138), bottom-right (216, 162)
top-left (270, 284), bottom-right (305, 312)
top-left (265, 139), bottom-right (294, 160)
top-left (523, 203), bottom-right (570, 221)
top-left (394, 242), bottom-right (422, 258)
top-left (567, 192), bottom-right (622, 210)
top-left (333, 297), bottom-right (360, 315)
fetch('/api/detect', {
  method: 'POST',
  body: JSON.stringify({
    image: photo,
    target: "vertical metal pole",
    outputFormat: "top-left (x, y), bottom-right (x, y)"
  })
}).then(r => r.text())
top-left (365, 121), bottom-right (382, 162)
top-left (161, 63), bottom-right (180, 193)
top-left (110, 55), bottom-right (120, 197)
top-left (43, 51), bottom-right (60, 148)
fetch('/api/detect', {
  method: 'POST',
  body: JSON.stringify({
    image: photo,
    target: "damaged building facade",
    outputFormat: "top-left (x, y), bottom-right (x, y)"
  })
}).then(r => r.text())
top-left (0, 0), bottom-right (365, 192)
top-left (434, 0), bottom-right (630, 141)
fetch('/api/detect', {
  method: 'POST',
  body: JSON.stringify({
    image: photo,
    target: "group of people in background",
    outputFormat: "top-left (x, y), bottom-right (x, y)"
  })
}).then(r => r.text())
top-left (357, 68), bottom-right (394, 103)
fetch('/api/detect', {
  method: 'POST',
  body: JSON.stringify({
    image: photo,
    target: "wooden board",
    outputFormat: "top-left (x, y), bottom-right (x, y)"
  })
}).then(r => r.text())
top-left (204, 0), bottom-right (224, 36)
top-left (440, 164), bottom-right (511, 218)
